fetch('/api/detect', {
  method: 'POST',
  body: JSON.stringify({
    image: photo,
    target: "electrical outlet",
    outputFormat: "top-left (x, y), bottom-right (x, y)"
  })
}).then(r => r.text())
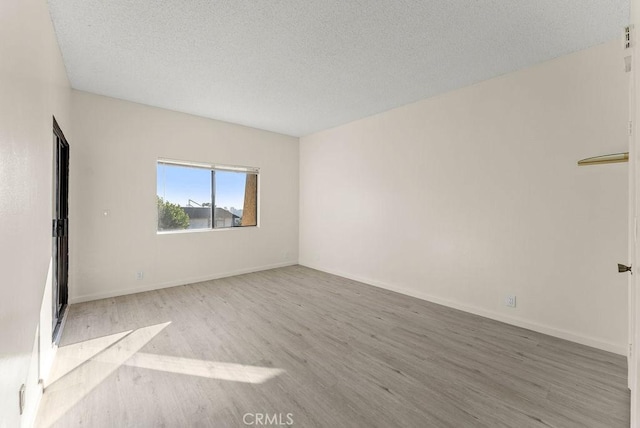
top-left (504, 295), bottom-right (516, 308)
top-left (136, 271), bottom-right (144, 280)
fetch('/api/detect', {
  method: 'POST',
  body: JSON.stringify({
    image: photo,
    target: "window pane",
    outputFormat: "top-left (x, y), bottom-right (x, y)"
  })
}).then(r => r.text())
top-left (214, 171), bottom-right (257, 228)
top-left (157, 163), bottom-right (212, 231)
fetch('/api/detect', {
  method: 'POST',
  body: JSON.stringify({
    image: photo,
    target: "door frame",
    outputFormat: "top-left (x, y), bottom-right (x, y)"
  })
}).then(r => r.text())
top-left (631, 0), bottom-right (640, 425)
top-left (52, 116), bottom-right (69, 343)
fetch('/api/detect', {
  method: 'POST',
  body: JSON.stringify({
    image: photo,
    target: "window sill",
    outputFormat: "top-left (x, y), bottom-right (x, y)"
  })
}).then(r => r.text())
top-left (157, 226), bottom-right (258, 235)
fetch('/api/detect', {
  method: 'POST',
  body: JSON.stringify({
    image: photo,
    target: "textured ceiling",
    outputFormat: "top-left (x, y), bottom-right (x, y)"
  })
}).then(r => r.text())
top-left (48, 1), bottom-right (628, 137)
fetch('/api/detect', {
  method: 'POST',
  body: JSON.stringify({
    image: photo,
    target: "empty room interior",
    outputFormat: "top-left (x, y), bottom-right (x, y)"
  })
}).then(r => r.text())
top-left (6, 0), bottom-right (640, 427)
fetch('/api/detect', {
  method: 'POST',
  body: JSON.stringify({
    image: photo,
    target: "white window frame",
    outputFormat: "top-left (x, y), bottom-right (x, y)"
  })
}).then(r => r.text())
top-left (156, 158), bottom-right (260, 234)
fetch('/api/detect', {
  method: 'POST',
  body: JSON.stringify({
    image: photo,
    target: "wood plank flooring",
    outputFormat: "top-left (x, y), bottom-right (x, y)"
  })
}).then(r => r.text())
top-left (35, 265), bottom-right (629, 427)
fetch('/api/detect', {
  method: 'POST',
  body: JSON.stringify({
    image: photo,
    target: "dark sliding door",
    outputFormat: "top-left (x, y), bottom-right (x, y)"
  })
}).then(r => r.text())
top-left (52, 117), bottom-right (69, 341)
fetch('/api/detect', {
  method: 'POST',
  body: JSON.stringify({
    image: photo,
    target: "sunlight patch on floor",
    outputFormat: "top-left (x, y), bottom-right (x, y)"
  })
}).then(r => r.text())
top-left (36, 321), bottom-right (286, 427)
top-left (36, 322), bottom-right (170, 428)
top-left (47, 329), bottom-right (132, 385)
top-left (124, 353), bottom-right (285, 384)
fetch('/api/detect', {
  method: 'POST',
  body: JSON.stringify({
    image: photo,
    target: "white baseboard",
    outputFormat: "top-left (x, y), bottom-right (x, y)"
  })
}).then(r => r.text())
top-left (300, 262), bottom-right (627, 356)
top-left (69, 261), bottom-right (298, 304)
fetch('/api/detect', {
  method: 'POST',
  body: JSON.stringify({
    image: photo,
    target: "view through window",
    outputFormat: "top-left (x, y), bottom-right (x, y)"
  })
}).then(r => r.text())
top-left (157, 160), bottom-right (258, 232)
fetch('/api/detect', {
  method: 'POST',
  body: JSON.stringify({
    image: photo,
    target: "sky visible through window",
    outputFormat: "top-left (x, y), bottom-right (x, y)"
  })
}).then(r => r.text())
top-left (157, 163), bottom-right (247, 209)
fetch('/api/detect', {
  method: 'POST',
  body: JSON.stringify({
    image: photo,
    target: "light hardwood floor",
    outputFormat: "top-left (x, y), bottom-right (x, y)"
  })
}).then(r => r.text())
top-left (36, 265), bottom-right (629, 427)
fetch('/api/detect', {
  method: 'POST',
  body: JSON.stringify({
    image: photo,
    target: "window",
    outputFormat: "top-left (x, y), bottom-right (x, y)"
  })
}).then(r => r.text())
top-left (156, 160), bottom-right (258, 232)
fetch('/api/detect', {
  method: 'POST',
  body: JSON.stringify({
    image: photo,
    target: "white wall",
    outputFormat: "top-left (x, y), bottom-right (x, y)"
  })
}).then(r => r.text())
top-left (0, 0), bottom-right (71, 426)
top-left (300, 40), bottom-right (629, 354)
top-left (69, 91), bottom-right (299, 303)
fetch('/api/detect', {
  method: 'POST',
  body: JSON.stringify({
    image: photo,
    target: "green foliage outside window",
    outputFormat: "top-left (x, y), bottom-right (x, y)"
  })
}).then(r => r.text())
top-left (157, 196), bottom-right (189, 230)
